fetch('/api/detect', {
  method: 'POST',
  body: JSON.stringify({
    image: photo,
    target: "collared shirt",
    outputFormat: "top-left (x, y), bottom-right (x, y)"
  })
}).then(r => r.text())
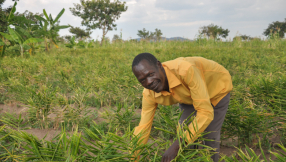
top-left (133, 57), bottom-right (233, 145)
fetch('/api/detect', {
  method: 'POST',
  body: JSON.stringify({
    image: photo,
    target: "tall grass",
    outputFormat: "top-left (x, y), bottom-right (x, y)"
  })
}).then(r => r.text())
top-left (0, 38), bottom-right (285, 161)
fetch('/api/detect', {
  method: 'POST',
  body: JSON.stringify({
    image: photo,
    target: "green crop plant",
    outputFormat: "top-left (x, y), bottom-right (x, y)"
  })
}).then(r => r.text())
top-left (0, 122), bottom-right (211, 161)
top-left (0, 2), bottom-right (44, 57)
top-left (35, 8), bottom-right (69, 51)
top-left (153, 105), bottom-right (181, 140)
top-left (65, 36), bottom-right (77, 49)
top-left (0, 126), bottom-right (24, 161)
top-left (0, 38), bottom-right (285, 161)
top-left (0, 112), bottom-right (30, 131)
top-left (24, 84), bottom-right (58, 129)
top-left (0, 27), bottom-right (43, 57)
top-left (60, 88), bottom-right (93, 131)
top-left (77, 40), bottom-right (89, 49)
top-left (222, 98), bottom-right (276, 148)
top-left (100, 101), bottom-right (139, 134)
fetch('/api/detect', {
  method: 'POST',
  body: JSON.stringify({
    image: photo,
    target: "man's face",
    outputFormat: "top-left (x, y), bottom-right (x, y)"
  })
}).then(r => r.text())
top-left (132, 59), bottom-right (168, 93)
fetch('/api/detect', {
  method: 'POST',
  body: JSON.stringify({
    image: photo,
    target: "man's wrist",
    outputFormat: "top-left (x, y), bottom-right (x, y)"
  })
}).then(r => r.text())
top-left (172, 139), bottom-right (180, 150)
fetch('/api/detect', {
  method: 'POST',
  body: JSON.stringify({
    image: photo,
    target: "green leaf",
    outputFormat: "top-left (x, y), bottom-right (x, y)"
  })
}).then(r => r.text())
top-left (7, 2), bottom-right (17, 22)
top-left (0, 32), bottom-right (13, 42)
top-left (54, 8), bottom-right (65, 24)
top-left (35, 15), bottom-right (48, 24)
top-left (8, 27), bottom-right (21, 43)
top-left (14, 28), bottom-right (25, 44)
top-left (24, 38), bottom-right (44, 44)
top-left (0, 39), bottom-right (5, 46)
top-left (23, 44), bottom-right (31, 50)
top-left (15, 26), bottom-right (32, 38)
top-left (43, 9), bottom-right (50, 21)
top-left (49, 14), bottom-right (54, 25)
top-left (154, 127), bottom-right (175, 135)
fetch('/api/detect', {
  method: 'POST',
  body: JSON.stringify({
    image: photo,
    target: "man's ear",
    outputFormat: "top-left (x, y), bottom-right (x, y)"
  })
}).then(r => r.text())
top-left (156, 60), bottom-right (162, 69)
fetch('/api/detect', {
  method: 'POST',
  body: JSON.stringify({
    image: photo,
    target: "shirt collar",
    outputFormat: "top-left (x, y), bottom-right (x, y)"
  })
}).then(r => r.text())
top-left (154, 65), bottom-right (181, 98)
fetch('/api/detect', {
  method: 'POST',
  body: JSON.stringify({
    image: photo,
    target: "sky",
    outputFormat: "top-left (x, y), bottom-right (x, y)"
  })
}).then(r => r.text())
top-left (2, 0), bottom-right (286, 40)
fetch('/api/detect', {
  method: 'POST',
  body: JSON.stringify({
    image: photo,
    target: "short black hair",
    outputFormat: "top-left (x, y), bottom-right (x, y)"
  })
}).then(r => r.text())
top-left (132, 53), bottom-right (158, 68)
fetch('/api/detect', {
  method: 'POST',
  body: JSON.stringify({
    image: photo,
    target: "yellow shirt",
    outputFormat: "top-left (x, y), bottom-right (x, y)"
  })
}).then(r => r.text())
top-left (133, 57), bottom-right (233, 145)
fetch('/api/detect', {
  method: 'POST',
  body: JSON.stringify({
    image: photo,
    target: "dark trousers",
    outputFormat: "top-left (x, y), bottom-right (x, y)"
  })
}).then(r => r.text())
top-left (179, 93), bottom-right (230, 162)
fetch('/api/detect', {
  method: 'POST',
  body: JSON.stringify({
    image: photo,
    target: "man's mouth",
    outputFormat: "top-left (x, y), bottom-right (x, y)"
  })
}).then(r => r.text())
top-left (151, 81), bottom-right (159, 91)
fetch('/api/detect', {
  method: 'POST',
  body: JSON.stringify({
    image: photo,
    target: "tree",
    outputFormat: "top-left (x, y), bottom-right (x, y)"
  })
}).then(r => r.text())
top-left (233, 35), bottom-right (253, 41)
top-left (200, 24), bottom-right (230, 39)
top-left (240, 35), bottom-right (252, 40)
top-left (9, 10), bottom-right (44, 38)
top-left (64, 35), bottom-right (72, 41)
top-left (263, 18), bottom-right (286, 38)
top-left (112, 34), bottom-right (120, 42)
top-left (137, 28), bottom-right (149, 39)
top-left (14, 10), bottom-right (43, 26)
top-left (70, 0), bottom-right (127, 45)
top-left (154, 28), bottom-right (162, 41)
top-left (69, 26), bottom-right (92, 39)
top-left (137, 28), bottom-right (155, 40)
top-left (0, 0), bottom-right (21, 32)
top-left (0, 0), bottom-right (9, 33)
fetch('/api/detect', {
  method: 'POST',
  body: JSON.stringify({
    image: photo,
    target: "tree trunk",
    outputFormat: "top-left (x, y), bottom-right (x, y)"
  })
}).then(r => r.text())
top-left (100, 34), bottom-right (105, 46)
top-left (0, 45), bottom-right (5, 58)
top-left (20, 45), bottom-right (23, 57)
top-left (45, 37), bottom-right (49, 52)
top-left (100, 22), bottom-right (107, 46)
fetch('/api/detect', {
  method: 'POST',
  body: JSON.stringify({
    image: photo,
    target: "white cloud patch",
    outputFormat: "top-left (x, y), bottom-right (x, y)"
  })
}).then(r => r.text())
top-left (165, 21), bottom-right (213, 27)
top-left (2, 0), bottom-right (286, 40)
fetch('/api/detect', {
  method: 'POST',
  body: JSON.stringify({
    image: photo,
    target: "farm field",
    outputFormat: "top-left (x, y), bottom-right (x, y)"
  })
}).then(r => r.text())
top-left (0, 38), bottom-right (286, 161)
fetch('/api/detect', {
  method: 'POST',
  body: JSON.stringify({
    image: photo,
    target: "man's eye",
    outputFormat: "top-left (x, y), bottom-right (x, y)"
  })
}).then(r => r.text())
top-left (141, 79), bottom-right (145, 83)
top-left (149, 73), bottom-right (154, 76)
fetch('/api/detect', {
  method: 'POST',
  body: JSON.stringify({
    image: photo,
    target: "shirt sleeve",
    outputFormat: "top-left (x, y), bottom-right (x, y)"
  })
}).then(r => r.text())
top-left (133, 91), bottom-right (158, 159)
top-left (183, 65), bottom-right (214, 144)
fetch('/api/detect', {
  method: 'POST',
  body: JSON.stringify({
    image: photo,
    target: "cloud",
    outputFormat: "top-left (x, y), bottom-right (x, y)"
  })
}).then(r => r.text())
top-left (2, 0), bottom-right (286, 39)
top-left (163, 21), bottom-right (212, 27)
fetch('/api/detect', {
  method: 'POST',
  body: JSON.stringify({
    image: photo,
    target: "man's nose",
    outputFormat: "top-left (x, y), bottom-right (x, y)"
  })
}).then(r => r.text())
top-left (146, 78), bottom-right (153, 88)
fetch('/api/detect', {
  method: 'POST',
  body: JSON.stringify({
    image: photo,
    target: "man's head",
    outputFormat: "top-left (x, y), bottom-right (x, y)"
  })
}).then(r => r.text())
top-left (132, 53), bottom-right (169, 93)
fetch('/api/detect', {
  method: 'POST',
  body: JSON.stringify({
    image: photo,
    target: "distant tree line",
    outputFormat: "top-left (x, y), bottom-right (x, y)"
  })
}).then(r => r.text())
top-left (263, 18), bottom-right (286, 38)
top-left (199, 24), bottom-right (230, 40)
top-left (136, 28), bottom-right (163, 41)
top-left (1, 0), bottom-right (286, 58)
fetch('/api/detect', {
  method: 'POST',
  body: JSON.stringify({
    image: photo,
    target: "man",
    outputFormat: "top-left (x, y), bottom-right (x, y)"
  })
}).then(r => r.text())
top-left (132, 53), bottom-right (233, 162)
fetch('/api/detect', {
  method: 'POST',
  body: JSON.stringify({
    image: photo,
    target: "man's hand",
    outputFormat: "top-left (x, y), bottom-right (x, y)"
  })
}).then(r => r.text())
top-left (161, 139), bottom-right (180, 162)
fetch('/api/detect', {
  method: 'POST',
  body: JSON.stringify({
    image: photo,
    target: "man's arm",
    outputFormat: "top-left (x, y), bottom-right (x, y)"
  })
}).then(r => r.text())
top-left (183, 65), bottom-right (214, 143)
top-left (133, 92), bottom-right (158, 160)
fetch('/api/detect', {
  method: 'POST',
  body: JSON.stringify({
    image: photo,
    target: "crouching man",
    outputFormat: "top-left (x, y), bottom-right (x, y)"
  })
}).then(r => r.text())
top-left (131, 53), bottom-right (233, 162)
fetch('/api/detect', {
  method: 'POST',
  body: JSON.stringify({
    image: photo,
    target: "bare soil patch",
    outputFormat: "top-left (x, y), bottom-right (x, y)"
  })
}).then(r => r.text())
top-left (0, 103), bottom-right (28, 116)
top-left (23, 128), bottom-right (61, 141)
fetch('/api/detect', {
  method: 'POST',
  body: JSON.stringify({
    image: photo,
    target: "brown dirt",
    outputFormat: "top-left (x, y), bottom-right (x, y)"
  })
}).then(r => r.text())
top-left (23, 128), bottom-right (61, 141)
top-left (0, 103), bottom-right (28, 116)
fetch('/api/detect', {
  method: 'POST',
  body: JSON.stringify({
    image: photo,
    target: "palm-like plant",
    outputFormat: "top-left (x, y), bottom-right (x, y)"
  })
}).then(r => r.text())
top-left (35, 8), bottom-right (69, 51)
top-left (0, 27), bottom-right (43, 57)
top-left (0, 1), bottom-right (17, 57)
top-left (65, 36), bottom-right (77, 49)
top-left (0, 2), bottom-right (44, 57)
top-left (0, 38), bottom-right (5, 57)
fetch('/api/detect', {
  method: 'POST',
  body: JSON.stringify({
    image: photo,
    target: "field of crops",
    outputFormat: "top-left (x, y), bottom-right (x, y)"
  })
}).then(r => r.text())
top-left (0, 38), bottom-right (286, 161)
